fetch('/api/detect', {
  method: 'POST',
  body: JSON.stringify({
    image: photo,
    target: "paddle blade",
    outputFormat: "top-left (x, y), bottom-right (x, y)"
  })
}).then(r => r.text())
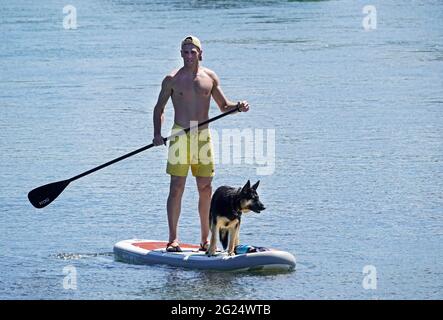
top-left (28, 180), bottom-right (70, 209)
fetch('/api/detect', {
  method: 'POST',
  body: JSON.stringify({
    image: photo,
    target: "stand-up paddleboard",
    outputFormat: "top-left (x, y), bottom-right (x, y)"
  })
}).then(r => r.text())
top-left (114, 239), bottom-right (296, 272)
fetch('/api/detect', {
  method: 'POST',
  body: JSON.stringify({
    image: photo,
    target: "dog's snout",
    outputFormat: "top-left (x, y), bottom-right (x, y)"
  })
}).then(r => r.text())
top-left (251, 201), bottom-right (266, 213)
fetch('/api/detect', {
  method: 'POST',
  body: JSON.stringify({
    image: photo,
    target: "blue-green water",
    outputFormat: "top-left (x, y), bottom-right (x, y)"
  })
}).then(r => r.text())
top-left (1, 0), bottom-right (442, 299)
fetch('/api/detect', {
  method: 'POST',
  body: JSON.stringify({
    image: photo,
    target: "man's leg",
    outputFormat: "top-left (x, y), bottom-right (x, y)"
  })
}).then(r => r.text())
top-left (167, 175), bottom-right (187, 244)
top-left (196, 176), bottom-right (212, 245)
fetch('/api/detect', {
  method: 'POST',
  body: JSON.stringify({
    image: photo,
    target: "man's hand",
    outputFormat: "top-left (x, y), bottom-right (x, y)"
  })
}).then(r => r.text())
top-left (153, 134), bottom-right (166, 146)
top-left (238, 100), bottom-right (250, 112)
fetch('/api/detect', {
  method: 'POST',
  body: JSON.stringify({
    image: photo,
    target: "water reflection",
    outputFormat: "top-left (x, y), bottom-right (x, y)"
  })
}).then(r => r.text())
top-left (145, 267), bottom-right (247, 299)
top-left (108, 0), bottom-right (328, 11)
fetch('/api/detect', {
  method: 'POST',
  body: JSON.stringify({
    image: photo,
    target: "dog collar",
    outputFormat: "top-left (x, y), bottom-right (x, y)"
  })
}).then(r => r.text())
top-left (233, 188), bottom-right (244, 216)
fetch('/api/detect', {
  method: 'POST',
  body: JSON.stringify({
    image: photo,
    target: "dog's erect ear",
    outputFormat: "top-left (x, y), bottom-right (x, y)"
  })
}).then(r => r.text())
top-left (241, 180), bottom-right (251, 193)
top-left (251, 180), bottom-right (260, 190)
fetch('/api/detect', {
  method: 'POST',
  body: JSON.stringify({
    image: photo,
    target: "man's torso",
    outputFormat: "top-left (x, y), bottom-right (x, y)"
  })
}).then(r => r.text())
top-left (169, 67), bottom-right (214, 128)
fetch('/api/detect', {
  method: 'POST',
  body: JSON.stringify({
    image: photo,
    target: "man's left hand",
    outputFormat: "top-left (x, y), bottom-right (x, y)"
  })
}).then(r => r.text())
top-left (238, 101), bottom-right (250, 112)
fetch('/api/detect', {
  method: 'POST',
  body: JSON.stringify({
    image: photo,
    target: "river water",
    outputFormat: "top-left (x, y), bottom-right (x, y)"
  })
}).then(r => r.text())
top-left (0, 0), bottom-right (442, 299)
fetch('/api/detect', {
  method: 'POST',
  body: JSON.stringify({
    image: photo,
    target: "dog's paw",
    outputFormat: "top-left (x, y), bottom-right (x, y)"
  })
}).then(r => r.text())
top-left (206, 249), bottom-right (217, 257)
top-left (228, 251), bottom-right (236, 256)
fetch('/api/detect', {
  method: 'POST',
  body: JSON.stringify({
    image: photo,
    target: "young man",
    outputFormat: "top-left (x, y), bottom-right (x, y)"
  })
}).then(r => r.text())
top-left (152, 35), bottom-right (249, 252)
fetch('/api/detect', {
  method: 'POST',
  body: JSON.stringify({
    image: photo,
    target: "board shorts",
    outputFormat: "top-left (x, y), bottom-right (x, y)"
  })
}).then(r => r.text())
top-left (166, 123), bottom-right (215, 177)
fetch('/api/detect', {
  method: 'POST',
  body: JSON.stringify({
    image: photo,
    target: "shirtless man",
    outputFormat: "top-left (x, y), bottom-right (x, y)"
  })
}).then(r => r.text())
top-left (152, 36), bottom-right (249, 252)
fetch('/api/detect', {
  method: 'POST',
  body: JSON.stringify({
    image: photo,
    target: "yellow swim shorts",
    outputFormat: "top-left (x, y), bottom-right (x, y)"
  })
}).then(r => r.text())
top-left (166, 123), bottom-right (215, 177)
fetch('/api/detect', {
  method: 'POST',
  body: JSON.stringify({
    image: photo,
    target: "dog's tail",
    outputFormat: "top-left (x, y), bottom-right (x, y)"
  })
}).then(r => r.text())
top-left (219, 229), bottom-right (229, 250)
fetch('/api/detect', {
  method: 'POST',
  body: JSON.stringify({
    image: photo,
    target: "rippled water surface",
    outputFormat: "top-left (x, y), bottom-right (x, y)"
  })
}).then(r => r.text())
top-left (1, 0), bottom-right (442, 299)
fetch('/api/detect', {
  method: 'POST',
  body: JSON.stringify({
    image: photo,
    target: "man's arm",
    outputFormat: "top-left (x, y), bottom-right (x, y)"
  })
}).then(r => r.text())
top-left (152, 75), bottom-right (173, 145)
top-left (208, 70), bottom-right (249, 113)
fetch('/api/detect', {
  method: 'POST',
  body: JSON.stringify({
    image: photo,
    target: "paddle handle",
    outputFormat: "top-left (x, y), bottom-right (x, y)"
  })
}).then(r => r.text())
top-left (70, 106), bottom-right (240, 182)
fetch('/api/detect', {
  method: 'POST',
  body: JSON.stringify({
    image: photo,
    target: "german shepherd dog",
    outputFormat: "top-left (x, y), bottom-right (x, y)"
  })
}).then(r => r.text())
top-left (207, 180), bottom-right (265, 256)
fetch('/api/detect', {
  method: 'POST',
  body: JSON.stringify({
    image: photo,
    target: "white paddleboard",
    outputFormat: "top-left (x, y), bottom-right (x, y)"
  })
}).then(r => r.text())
top-left (114, 239), bottom-right (296, 272)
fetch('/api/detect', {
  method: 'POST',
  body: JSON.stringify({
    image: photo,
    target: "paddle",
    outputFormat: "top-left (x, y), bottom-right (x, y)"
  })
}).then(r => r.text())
top-left (28, 105), bottom-right (241, 209)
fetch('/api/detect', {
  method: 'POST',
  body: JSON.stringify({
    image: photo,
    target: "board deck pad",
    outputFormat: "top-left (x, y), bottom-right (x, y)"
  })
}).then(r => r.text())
top-left (132, 241), bottom-right (200, 251)
top-left (114, 239), bottom-right (296, 272)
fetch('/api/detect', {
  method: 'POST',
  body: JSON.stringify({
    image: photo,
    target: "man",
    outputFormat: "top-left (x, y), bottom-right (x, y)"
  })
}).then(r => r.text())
top-left (152, 35), bottom-right (249, 252)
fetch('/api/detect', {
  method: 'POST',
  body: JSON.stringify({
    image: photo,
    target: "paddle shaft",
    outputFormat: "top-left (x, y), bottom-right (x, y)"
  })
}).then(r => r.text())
top-left (69, 106), bottom-right (240, 182)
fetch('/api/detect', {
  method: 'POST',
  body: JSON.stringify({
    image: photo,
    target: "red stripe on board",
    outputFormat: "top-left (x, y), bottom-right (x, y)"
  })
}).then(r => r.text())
top-left (133, 241), bottom-right (200, 250)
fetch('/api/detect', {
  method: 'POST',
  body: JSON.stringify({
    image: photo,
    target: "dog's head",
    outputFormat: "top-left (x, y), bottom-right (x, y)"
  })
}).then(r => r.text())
top-left (239, 180), bottom-right (266, 213)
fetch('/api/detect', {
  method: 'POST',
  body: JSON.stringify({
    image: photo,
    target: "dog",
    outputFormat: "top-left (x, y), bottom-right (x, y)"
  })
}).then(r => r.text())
top-left (207, 180), bottom-right (265, 256)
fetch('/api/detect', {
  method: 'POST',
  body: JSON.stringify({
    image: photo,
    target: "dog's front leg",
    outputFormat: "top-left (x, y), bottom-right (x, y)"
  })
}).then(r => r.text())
top-left (207, 222), bottom-right (218, 256)
top-left (234, 222), bottom-right (241, 247)
top-left (234, 233), bottom-right (240, 247)
top-left (233, 221), bottom-right (241, 251)
top-left (234, 220), bottom-right (241, 250)
top-left (227, 223), bottom-right (239, 256)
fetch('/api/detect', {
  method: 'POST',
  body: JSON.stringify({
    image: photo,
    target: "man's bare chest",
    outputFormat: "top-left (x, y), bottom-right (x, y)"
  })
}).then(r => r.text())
top-left (173, 74), bottom-right (213, 97)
